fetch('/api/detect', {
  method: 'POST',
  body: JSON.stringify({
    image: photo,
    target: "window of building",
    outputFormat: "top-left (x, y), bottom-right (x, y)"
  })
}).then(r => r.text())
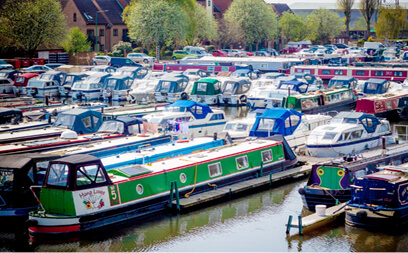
top-left (87, 29), bottom-right (94, 37)
top-left (73, 13), bottom-right (77, 22)
top-left (208, 0), bottom-right (211, 6)
top-left (100, 45), bottom-right (104, 51)
top-left (113, 29), bottom-right (118, 36)
top-left (99, 29), bottom-right (104, 36)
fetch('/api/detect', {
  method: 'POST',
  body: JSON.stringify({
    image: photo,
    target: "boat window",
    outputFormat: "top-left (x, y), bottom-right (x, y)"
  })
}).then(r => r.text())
top-left (224, 123), bottom-right (235, 130)
top-left (222, 81), bottom-right (235, 94)
top-left (322, 132), bottom-right (337, 140)
top-left (242, 82), bottom-right (250, 93)
top-left (335, 70), bottom-right (343, 75)
top-left (208, 162), bottom-right (222, 177)
top-left (394, 71), bottom-right (403, 77)
top-left (261, 150), bottom-right (273, 163)
top-left (236, 123), bottom-right (248, 131)
top-left (344, 118), bottom-right (357, 124)
top-left (349, 130), bottom-right (363, 139)
top-left (0, 169), bottom-right (13, 189)
top-left (82, 116), bottom-right (92, 128)
top-left (210, 113), bottom-right (224, 121)
top-left (28, 81), bottom-right (43, 88)
top-left (128, 124), bottom-right (141, 135)
top-left (175, 116), bottom-right (191, 122)
top-left (322, 70), bottom-right (330, 75)
top-left (197, 82), bottom-right (207, 92)
top-left (236, 156), bottom-right (249, 170)
top-left (98, 121), bottom-right (124, 134)
top-left (159, 81), bottom-right (171, 92)
top-left (298, 84), bottom-right (308, 93)
top-left (258, 118), bottom-right (275, 130)
top-left (342, 132), bottom-right (351, 140)
top-left (47, 163), bottom-right (69, 187)
top-left (16, 77), bottom-right (25, 83)
top-left (375, 71), bottom-right (384, 76)
top-left (356, 70), bottom-right (365, 76)
top-left (285, 115), bottom-right (300, 128)
top-left (379, 123), bottom-right (390, 132)
top-left (301, 99), bottom-right (317, 109)
top-left (76, 164), bottom-right (107, 188)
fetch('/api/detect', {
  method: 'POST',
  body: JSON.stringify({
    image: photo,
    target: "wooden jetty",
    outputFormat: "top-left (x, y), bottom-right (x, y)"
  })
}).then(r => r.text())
top-left (285, 203), bottom-right (346, 236)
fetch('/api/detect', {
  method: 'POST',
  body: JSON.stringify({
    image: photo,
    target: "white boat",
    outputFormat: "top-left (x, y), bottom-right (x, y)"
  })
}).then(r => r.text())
top-left (182, 68), bottom-right (211, 82)
top-left (189, 78), bottom-right (222, 105)
top-left (218, 78), bottom-right (252, 106)
top-left (142, 100), bottom-right (226, 137)
top-left (383, 47), bottom-right (399, 62)
top-left (306, 112), bottom-right (395, 157)
top-left (248, 108), bottom-right (331, 149)
top-left (25, 71), bottom-right (67, 98)
top-left (154, 75), bottom-right (189, 103)
top-left (127, 79), bottom-right (160, 103)
top-left (221, 117), bottom-right (256, 139)
top-left (70, 72), bottom-right (112, 101)
top-left (101, 75), bottom-right (133, 101)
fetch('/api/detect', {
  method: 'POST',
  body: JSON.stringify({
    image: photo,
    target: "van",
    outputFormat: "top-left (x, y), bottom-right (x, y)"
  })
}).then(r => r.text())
top-left (183, 46), bottom-right (210, 58)
top-left (363, 42), bottom-right (385, 50)
top-left (109, 57), bottom-right (142, 68)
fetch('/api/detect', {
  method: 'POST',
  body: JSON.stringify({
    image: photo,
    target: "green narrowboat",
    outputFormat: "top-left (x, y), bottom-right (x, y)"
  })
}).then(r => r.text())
top-left (282, 88), bottom-right (357, 114)
top-left (27, 136), bottom-right (297, 235)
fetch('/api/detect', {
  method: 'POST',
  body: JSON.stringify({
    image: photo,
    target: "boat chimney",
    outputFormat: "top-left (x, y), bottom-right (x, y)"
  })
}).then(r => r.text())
top-left (213, 132), bottom-right (217, 140)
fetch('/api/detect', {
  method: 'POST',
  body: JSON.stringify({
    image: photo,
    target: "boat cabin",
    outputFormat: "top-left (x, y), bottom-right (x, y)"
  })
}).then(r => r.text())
top-left (289, 72), bottom-right (321, 86)
top-left (0, 108), bottom-right (23, 124)
top-left (59, 72), bottom-right (89, 96)
top-left (115, 66), bottom-right (149, 80)
top-left (277, 80), bottom-right (310, 93)
top-left (13, 72), bottom-right (39, 88)
top-left (96, 116), bottom-right (145, 136)
top-left (260, 72), bottom-right (285, 80)
top-left (190, 78), bottom-right (221, 105)
top-left (249, 108), bottom-right (302, 137)
top-left (361, 78), bottom-right (390, 95)
top-left (328, 76), bottom-right (358, 89)
top-left (102, 75), bottom-right (133, 101)
top-left (154, 76), bottom-right (189, 102)
top-left (231, 69), bottom-right (259, 80)
top-left (0, 69), bottom-right (22, 82)
top-left (53, 109), bottom-right (103, 134)
top-left (90, 65), bottom-right (116, 74)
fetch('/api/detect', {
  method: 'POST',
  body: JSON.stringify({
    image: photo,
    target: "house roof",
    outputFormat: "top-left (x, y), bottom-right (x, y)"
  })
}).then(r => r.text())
top-left (95, 0), bottom-right (125, 25)
top-left (270, 3), bottom-right (292, 16)
top-left (73, 0), bottom-right (109, 25)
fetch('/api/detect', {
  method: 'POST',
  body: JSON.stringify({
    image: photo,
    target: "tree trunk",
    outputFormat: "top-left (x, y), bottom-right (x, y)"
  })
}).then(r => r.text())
top-left (156, 45), bottom-right (160, 61)
top-left (366, 19), bottom-right (370, 40)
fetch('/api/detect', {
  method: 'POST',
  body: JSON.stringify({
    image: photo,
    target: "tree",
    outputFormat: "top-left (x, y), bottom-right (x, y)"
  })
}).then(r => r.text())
top-left (61, 27), bottom-right (91, 53)
top-left (218, 18), bottom-right (244, 49)
top-left (351, 17), bottom-right (367, 30)
top-left (359, 0), bottom-right (380, 39)
top-left (112, 41), bottom-right (133, 56)
top-left (125, 0), bottom-right (188, 59)
top-left (374, 5), bottom-right (408, 42)
top-left (224, 0), bottom-right (278, 51)
top-left (337, 0), bottom-right (355, 38)
top-left (279, 12), bottom-right (307, 42)
top-left (0, 0), bottom-right (67, 58)
top-left (185, 3), bottom-right (218, 46)
top-left (306, 9), bottom-right (344, 44)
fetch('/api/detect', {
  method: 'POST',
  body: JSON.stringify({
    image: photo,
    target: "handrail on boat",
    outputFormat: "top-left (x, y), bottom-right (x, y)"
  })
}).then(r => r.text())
top-left (30, 185), bottom-right (45, 211)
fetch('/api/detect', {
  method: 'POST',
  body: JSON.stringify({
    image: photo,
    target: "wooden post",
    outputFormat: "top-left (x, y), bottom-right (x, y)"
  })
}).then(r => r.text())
top-left (298, 215), bottom-right (303, 235)
top-left (286, 215), bottom-right (293, 234)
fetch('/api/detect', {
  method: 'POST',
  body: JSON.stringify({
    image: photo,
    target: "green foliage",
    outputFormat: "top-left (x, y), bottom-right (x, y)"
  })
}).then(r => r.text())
top-left (359, 0), bottom-right (380, 39)
top-left (126, 0), bottom-right (188, 59)
top-left (107, 52), bottom-right (113, 57)
top-left (367, 36), bottom-right (375, 42)
top-left (206, 45), bottom-right (216, 51)
top-left (224, 0), bottom-right (278, 50)
top-left (374, 5), bottom-right (408, 41)
top-left (351, 17), bottom-right (367, 30)
top-left (185, 3), bottom-right (218, 46)
top-left (0, 0), bottom-right (67, 58)
top-left (61, 27), bottom-right (91, 53)
top-left (132, 47), bottom-right (149, 54)
top-left (164, 50), bottom-right (173, 56)
top-left (336, 0), bottom-right (355, 33)
top-left (279, 11), bottom-right (307, 42)
top-left (112, 41), bottom-right (133, 55)
top-left (357, 39), bottom-right (365, 45)
top-left (305, 8), bottom-right (344, 44)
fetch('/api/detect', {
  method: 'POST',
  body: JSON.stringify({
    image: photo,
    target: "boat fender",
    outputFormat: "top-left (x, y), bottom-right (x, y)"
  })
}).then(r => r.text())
top-left (176, 139), bottom-right (190, 143)
top-left (356, 210), bottom-right (367, 219)
top-left (298, 187), bottom-right (306, 195)
top-left (137, 133), bottom-right (148, 137)
top-left (181, 92), bottom-right (188, 100)
top-left (239, 95), bottom-right (247, 103)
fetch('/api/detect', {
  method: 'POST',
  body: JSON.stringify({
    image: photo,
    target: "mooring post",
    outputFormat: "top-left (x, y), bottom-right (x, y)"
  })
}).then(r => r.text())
top-left (298, 215), bottom-right (303, 235)
top-left (269, 173), bottom-right (273, 186)
top-left (260, 162), bottom-right (264, 177)
top-left (335, 199), bottom-right (339, 205)
top-left (169, 181), bottom-right (174, 208)
top-left (174, 181), bottom-right (180, 211)
top-left (286, 215), bottom-right (293, 234)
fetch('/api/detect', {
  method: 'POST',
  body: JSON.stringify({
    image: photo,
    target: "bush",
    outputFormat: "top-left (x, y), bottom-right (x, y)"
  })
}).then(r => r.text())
top-left (164, 50), bottom-right (173, 56)
top-left (206, 45), bottom-right (216, 51)
top-left (357, 39), bottom-right (365, 46)
top-left (367, 36), bottom-right (375, 42)
top-left (107, 52), bottom-right (113, 56)
top-left (133, 47), bottom-right (148, 54)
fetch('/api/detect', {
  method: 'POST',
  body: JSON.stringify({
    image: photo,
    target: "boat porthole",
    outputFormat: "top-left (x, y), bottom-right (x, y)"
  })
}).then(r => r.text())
top-left (136, 184), bottom-right (144, 195)
top-left (317, 169), bottom-right (324, 175)
top-left (180, 173), bottom-right (187, 183)
top-left (338, 170), bottom-right (345, 177)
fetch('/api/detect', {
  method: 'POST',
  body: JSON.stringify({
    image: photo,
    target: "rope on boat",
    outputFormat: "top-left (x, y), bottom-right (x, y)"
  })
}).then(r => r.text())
top-left (184, 162), bottom-right (198, 198)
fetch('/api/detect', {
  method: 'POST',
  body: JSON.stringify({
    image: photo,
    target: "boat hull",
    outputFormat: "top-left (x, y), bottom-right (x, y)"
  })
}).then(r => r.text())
top-left (345, 206), bottom-right (408, 230)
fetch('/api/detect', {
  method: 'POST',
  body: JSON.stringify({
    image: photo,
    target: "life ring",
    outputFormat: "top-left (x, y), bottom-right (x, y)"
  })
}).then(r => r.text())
top-left (239, 95), bottom-right (247, 103)
top-left (176, 139), bottom-right (190, 143)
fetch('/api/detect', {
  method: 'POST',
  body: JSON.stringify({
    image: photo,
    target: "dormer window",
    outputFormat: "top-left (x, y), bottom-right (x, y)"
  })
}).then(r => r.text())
top-left (84, 12), bottom-right (93, 21)
top-left (73, 13), bottom-right (77, 22)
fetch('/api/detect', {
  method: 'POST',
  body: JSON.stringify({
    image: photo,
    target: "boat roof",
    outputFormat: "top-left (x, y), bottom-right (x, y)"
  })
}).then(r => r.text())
top-left (330, 76), bottom-right (356, 81)
top-left (0, 107), bottom-right (22, 115)
top-left (106, 75), bottom-right (133, 80)
top-left (195, 78), bottom-right (220, 84)
top-left (53, 154), bottom-right (101, 166)
top-left (0, 153), bottom-right (60, 170)
top-left (366, 78), bottom-right (387, 84)
top-left (113, 116), bottom-right (146, 124)
top-left (165, 100), bottom-right (213, 119)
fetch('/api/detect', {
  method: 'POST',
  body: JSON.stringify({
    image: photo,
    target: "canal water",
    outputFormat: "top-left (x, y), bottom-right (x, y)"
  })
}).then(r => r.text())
top-left (2, 101), bottom-right (408, 251)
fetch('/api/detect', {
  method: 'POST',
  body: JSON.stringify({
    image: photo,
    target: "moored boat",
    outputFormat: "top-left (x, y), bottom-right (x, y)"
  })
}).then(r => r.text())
top-left (27, 136), bottom-right (297, 236)
top-left (345, 163), bottom-right (408, 230)
top-left (306, 112), bottom-right (395, 157)
top-left (299, 146), bottom-right (408, 211)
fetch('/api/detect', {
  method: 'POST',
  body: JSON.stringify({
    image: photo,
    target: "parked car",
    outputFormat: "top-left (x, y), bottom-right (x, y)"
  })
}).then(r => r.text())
top-left (109, 57), bottom-right (143, 68)
top-left (22, 65), bottom-right (53, 73)
top-left (172, 50), bottom-right (197, 60)
top-left (222, 49), bottom-right (234, 57)
top-left (333, 43), bottom-right (349, 49)
top-left (253, 51), bottom-right (270, 56)
top-left (231, 49), bottom-right (247, 57)
top-left (209, 50), bottom-right (228, 57)
top-left (324, 45), bottom-right (338, 52)
top-left (127, 53), bottom-right (156, 63)
top-left (92, 56), bottom-right (111, 65)
top-left (45, 63), bottom-right (65, 69)
top-left (0, 59), bottom-right (13, 70)
top-left (259, 48), bottom-right (279, 56)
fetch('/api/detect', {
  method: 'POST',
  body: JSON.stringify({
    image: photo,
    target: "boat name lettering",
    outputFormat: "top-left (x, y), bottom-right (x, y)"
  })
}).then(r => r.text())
top-left (79, 189), bottom-right (106, 198)
top-left (399, 183), bottom-right (408, 205)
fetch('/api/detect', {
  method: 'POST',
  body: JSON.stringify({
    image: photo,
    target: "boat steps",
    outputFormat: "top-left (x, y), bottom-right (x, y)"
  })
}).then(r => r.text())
top-left (286, 203), bottom-right (346, 236)
top-left (171, 163), bottom-right (312, 210)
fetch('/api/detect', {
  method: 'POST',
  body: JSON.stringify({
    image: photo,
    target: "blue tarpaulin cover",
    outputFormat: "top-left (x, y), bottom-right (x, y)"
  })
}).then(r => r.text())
top-left (165, 100), bottom-right (213, 119)
top-left (53, 109), bottom-right (103, 134)
top-left (334, 111), bottom-right (380, 133)
top-left (249, 108), bottom-right (303, 137)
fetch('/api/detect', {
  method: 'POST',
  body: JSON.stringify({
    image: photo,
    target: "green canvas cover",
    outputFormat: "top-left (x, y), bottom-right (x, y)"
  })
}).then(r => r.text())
top-left (191, 78), bottom-right (221, 96)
